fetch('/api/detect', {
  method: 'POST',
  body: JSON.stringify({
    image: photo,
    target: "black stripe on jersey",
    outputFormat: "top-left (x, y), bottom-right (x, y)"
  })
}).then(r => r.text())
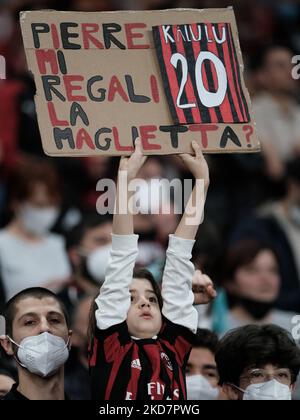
top-left (225, 23), bottom-right (246, 121)
top-left (214, 24), bottom-right (239, 122)
top-left (152, 26), bottom-right (179, 125)
top-left (227, 23), bottom-right (250, 122)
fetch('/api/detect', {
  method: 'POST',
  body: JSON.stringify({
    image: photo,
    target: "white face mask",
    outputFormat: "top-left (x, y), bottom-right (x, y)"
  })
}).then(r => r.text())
top-left (9, 332), bottom-right (69, 378)
top-left (242, 380), bottom-right (292, 401)
top-left (186, 374), bottom-right (219, 400)
top-left (86, 244), bottom-right (112, 284)
top-left (19, 204), bottom-right (59, 237)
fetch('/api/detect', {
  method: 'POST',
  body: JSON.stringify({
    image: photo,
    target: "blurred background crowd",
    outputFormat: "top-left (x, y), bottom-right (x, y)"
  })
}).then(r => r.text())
top-left (1, 0), bottom-right (300, 400)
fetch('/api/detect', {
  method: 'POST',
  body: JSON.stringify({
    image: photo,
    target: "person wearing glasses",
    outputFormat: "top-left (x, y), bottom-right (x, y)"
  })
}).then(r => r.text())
top-left (215, 324), bottom-right (300, 400)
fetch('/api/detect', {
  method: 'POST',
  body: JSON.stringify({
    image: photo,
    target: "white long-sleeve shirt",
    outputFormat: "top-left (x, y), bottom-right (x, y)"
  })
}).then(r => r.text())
top-left (95, 234), bottom-right (198, 334)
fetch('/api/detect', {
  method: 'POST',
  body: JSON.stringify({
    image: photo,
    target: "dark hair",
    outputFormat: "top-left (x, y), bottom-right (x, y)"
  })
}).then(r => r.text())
top-left (8, 157), bottom-right (61, 205)
top-left (191, 329), bottom-right (219, 355)
top-left (250, 44), bottom-right (293, 72)
top-left (3, 288), bottom-right (70, 338)
top-left (65, 213), bottom-right (113, 251)
top-left (133, 268), bottom-right (163, 311)
top-left (216, 325), bottom-right (300, 386)
top-left (192, 222), bottom-right (222, 278)
top-left (221, 239), bottom-right (278, 286)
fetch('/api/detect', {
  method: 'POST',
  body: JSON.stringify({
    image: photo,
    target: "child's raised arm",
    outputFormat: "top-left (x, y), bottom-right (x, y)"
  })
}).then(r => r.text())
top-left (95, 141), bottom-right (147, 331)
top-left (161, 142), bottom-right (216, 333)
top-left (112, 140), bottom-right (147, 236)
top-left (175, 141), bottom-right (209, 240)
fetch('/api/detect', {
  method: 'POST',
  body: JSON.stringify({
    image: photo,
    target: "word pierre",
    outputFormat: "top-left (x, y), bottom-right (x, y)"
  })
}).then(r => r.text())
top-left (31, 22), bottom-right (227, 51)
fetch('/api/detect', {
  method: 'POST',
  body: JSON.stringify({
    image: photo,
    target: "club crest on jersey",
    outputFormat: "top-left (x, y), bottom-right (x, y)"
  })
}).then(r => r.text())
top-left (161, 352), bottom-right (173, 371)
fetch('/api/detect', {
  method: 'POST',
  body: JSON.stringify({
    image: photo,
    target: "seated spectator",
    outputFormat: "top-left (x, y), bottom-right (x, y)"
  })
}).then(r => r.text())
top-left (216, 325), bottom-right (300, 400)
top-left (230, 158), bottom-right (300, 313)
top-left (252, 46), bottom-right (300, 180)
top-left (0, 158), bottom-right (71, 306)
top-left (217, 240), bottom-right (297, 335)
top-left (186, 329), bottom-right (220, 400)
top-left (0, 288), bottom-right (71, 400)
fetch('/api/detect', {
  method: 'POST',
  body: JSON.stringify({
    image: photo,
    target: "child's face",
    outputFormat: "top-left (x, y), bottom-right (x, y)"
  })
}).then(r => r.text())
top-left (127, 278), bottom-right (162, 339)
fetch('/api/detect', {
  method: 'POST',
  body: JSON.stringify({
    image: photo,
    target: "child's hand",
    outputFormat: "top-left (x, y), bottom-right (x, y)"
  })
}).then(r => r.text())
top-left (118, 139), bottom-right (147, 182)
top-left (179, 141), bottom-right (209, 188)
top-left (192, 269), bottom-right (217, 305)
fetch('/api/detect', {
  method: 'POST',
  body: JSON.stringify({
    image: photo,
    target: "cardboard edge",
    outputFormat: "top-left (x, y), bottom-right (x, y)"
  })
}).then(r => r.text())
top-left (18, 8), bottom-right (233, 16)
top-left (42, 145), bottom-right (261, 157)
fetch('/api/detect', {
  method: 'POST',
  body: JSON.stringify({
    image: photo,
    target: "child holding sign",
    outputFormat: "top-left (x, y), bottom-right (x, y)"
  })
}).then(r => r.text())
top-left (89, 140), bottom-right (216, 400)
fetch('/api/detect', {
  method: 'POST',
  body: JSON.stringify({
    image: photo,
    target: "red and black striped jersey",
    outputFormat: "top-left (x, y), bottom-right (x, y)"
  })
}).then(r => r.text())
top-left (153, 23), bottom-right (250, 125)
top-left (89, 319), bottom-right (195, 401)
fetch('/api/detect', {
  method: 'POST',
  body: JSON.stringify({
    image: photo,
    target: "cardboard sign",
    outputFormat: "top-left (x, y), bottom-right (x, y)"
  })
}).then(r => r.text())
top-left (20, 8), bottom-right (260, 157)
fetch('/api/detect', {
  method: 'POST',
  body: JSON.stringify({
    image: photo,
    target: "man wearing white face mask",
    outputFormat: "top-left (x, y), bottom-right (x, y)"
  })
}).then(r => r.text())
top-left (0, 159), bottom-right (71, 306)
top-left (0, 287), bottom-right (72, 400)
top-left (186, 329), bottom-right (221, 400)
top-left (216, 325), bottom-right (300, 400)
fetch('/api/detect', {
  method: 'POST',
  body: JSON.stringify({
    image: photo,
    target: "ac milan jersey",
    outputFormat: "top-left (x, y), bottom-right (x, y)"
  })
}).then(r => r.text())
top-left (89, 319), bottom-right (195, 400)
top-left (153, 22), bottom-right (250, 125)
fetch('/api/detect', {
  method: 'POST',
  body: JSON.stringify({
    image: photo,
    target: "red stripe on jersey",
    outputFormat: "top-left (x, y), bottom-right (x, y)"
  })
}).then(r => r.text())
top-left (104, 341), bottom-right (133, 400)
top-left (103, 332), bottom-right (123, 363)
top-left (89, 338), bottom-right (98, 367)
top-left (144, 343), bottom-right (166, 400)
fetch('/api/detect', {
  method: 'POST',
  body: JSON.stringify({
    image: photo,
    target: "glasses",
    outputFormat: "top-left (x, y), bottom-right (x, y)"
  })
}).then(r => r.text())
top-left (240, 368), bottom-right (292, 386)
